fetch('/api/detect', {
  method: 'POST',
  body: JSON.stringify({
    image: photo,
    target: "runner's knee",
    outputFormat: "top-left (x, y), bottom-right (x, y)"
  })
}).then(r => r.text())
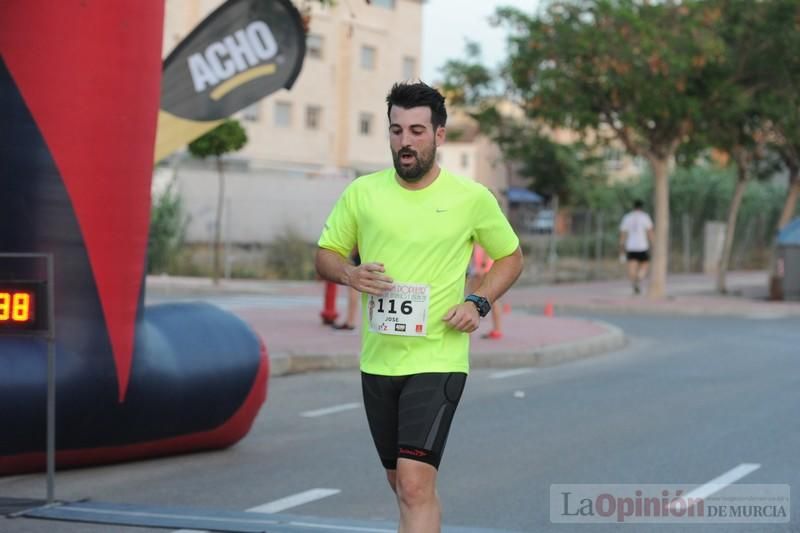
top-left (396, 470), bottom-right (435, 507)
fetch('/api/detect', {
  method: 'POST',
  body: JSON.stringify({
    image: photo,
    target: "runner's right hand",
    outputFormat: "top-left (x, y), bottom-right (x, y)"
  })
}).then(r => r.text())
top-left (347, 262), bottom-right (394, 296)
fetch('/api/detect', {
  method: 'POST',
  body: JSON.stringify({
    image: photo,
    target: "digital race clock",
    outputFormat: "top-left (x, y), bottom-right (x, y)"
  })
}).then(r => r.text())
top-left (0, 280), bottom-right (48, 334)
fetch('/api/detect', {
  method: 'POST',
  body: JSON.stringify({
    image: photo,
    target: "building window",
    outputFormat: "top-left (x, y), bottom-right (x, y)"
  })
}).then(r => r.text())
top-left (370, 0), bottom-right (395, 8)
top-left (403, 56), bottom-right (416, 80)
top-left (360, 45), bottom-right (376, 70)
top-left (461, 153), bottom-right (469, 169)
top-left (306, 105), bottom-right (322, 130)
top-left (241, 103), bottom-right (260, 122)
top-left (274, 101), bottom-right (291, 127)
top-left (307, 34), bottom-right (323, 59)
top-left (359, 113), bottom-right (373, 136)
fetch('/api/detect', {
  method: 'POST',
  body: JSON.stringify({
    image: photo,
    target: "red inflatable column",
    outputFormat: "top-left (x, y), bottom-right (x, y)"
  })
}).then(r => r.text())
top-left (321, 281), bottom-right (339, 325)
top-left (0, 1), bottom-right (163, 401)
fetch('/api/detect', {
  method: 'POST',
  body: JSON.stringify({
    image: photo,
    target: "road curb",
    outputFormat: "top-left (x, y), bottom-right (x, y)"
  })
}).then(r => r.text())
top-left (471, 321), bottom-right (627, 368)
top-left (518, 301), bottom-right (800, 318)
top-left (267, 321), bottom-right (626, 376)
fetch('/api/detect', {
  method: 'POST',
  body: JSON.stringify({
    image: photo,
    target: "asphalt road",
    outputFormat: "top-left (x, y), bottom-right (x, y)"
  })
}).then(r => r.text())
top-left (1, 311), bottom-right (798, 532)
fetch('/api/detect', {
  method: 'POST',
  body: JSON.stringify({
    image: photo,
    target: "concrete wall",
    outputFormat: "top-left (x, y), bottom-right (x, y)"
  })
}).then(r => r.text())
top-left (168, 164), bottom-right (354, 244)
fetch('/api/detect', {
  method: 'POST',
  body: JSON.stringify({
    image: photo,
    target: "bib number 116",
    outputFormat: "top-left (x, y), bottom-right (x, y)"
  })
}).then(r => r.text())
top-left (376, 298), bottom-right (412, 315)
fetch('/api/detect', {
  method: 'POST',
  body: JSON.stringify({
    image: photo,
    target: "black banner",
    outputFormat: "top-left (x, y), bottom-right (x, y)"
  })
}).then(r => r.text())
top-left (162, 0), bottom-right (305, 121)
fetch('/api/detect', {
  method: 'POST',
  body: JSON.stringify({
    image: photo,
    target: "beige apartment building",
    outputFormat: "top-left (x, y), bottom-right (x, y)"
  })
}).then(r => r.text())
top-left (158, 0), bottom-right (637, 265)
top-left (159, 0), bottom-right (424, 248)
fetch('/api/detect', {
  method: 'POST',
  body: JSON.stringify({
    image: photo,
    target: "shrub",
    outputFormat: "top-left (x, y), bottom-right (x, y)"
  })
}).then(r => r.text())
top-left (147, 182), bottom-right (187, 274)
top-left (265, 229), bottom-right (317, 280)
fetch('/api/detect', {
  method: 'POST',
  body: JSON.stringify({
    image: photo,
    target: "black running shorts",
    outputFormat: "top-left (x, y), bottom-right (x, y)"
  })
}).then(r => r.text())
top-left (361, 372), bottom-right (467, 470)
top-left (626, 250), bottom-right (650, 262)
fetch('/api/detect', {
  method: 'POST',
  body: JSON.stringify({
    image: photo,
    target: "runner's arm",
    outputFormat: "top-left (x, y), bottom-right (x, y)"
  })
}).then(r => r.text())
top-left (471, 246), bottom-right (524, 305)
top-left (443, 246), bottom-right (523, 332)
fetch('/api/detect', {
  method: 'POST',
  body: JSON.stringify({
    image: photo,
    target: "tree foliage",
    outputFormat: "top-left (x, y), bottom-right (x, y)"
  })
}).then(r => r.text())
top-left (188, 119), bottom-right (247, 159)
top-left (497, 0), bottom-right (725, 160)
top-left (477, 0), bottom-right (729, 296)
top-left (441, 0), bottom-right (800, 297)
top-left (690, 2), bottom-right (771, 292)
top-left (757, 0), bottom-right (800, 229)
top-left (441, 44), bottom-right (604, 204)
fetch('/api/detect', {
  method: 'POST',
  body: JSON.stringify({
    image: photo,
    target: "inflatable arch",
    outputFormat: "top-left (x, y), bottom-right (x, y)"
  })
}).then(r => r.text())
top-left (0, 1), bottom-right (273, 475)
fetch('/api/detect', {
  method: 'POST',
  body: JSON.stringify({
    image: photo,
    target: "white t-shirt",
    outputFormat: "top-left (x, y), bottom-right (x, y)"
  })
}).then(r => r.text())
top-left (620, 210), bottom-right (653, 252)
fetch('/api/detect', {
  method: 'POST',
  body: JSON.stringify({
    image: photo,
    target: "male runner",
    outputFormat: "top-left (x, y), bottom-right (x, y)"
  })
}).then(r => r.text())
top-left (316, 81), bottom-right (523, 533)
top-left (619, 199), bottom-right (654, 294)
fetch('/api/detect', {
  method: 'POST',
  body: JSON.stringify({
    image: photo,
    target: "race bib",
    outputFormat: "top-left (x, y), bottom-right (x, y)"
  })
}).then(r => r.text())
top-left (367, 282), bottom-right (429, 337)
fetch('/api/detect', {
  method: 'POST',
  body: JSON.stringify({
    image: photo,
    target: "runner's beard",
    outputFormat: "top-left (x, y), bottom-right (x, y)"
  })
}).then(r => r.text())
top-left (392, 144), bottom-right (436, 183)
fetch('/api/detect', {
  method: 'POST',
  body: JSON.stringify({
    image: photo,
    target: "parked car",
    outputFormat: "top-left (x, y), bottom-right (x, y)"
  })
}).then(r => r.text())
top-left (526, 209), bottom-right (555, 233)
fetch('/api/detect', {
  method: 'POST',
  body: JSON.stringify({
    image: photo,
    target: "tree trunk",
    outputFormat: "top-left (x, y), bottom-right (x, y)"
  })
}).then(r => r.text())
top-left (716, 151), bottom-right (749, 293)
top-left (648, 156), bottom-right (671, 298)
top-left (777, 170), bottom-right (800, 231)
top-left (213, 156), bottom-right (225, 284)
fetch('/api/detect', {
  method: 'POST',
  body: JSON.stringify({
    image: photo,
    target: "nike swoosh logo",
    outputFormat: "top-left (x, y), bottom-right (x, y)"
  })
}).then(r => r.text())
top-left (435, 208), bottom-right (448, 213)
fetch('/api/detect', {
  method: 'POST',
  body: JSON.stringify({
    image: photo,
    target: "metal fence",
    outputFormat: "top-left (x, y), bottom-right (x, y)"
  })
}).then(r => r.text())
top-left (516, 207), bottom-right (780, 284)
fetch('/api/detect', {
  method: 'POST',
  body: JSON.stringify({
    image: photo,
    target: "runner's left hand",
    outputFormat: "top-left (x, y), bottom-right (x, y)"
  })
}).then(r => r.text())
top-left (442, 302), bottom-right (480, 333)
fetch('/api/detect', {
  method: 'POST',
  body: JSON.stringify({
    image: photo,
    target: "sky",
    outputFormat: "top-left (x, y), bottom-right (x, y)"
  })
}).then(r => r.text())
top-left (421, 0), bottom-right (540, 84)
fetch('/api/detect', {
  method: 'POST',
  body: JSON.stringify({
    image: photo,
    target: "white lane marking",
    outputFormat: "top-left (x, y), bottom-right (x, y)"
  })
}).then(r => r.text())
top-left (288, 521), bottom-right (393, 532)
top-left (173, 487), bottom-right (341, 532)
top-left (300, 402), bottom-right (361, 418)
top-left (670, 463), bottom-right (761, 511)
top-left (489, 368), bottom-right (535, 380)
top-left (247, 488), bottom-right (341, 513)
top-left (61, 505), bottom-right (281, 523)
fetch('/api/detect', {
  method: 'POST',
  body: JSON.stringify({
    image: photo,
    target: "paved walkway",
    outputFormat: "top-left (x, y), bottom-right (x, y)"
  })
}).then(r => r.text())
top-left (504, 271), bottom-right (800, 317)
top-left (146, 270), bottom-right (799, 375)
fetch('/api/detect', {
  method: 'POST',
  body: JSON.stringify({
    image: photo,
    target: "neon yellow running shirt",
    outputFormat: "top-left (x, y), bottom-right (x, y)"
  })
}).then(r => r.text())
top-left (318, 168), bottom-right (519, 375)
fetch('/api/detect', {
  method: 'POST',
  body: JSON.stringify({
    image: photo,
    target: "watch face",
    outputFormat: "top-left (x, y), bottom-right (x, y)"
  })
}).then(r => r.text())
top-left (467, 295), bottom-right (490, 317)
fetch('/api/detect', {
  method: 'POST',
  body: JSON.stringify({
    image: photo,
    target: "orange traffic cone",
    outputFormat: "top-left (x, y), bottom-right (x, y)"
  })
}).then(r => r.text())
top-left (543, 301), bottom-right (554, 317)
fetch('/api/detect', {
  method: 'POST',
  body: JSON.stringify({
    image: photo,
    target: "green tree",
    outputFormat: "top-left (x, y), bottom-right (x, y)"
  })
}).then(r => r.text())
top-left (188, 119), bottom-right (248, 283)
top-left (689, 0), bottom-right (771, 292)
top-left (759, 0), bottom-right (800, 225)
top-left (754, 0), bottom-right (800, 294)
top-left (501, 125), bottom-right (604, 204)
top-left (441, 43), bottom-right (602, 205)
top-left (494, 0), bottom-right (726, 297)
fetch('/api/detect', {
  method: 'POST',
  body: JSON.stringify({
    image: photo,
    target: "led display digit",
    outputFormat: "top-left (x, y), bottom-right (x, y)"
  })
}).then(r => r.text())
top-left (0, 281), bottom-right (48, 334)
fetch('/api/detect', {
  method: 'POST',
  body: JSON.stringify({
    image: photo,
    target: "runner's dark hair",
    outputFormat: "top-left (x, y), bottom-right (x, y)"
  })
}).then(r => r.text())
top-left (386, 81), bottom-right (447, 129)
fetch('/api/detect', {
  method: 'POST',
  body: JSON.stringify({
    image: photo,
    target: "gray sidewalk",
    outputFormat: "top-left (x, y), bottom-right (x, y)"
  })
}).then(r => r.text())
top-left (502, 270), bottom-right (800, 318)
top-left (145, 270), bottom-right (798, 375)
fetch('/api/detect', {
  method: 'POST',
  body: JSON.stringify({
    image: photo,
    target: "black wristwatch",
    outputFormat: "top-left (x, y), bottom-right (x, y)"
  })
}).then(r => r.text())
top-left (465, 294), bottom-right (491, 317)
